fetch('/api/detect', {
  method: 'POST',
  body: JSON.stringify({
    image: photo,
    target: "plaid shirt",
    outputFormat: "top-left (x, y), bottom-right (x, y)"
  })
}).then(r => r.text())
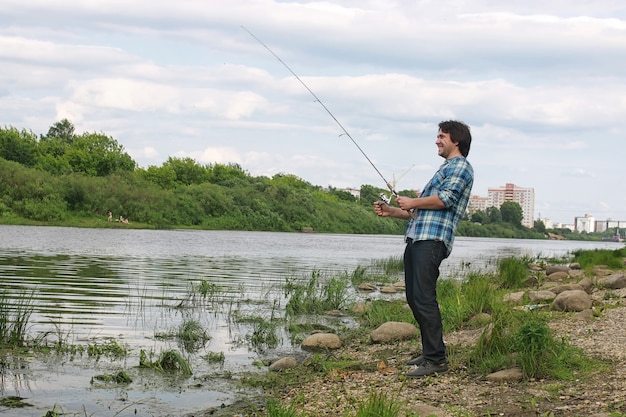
top-left (405, 156), bottom-right (474, 257)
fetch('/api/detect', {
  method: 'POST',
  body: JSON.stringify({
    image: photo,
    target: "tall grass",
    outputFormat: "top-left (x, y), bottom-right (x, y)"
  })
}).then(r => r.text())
top-left (0, 289), bottom-right (35, 347)
top-left (572, 247), bottom-right (626, 270)
top-left (285, 270), bottom-right (353, 317)
top-left (497, 256), bottom-right (528, 288)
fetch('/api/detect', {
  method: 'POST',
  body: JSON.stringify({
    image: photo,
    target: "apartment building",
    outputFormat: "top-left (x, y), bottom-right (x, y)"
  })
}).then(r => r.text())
top-left (487, 183), bottom-right (535, 228)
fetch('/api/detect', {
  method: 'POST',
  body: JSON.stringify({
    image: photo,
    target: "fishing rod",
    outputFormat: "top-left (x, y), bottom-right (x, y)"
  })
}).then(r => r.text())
top-left (241, 26), bottom-right (399, 203)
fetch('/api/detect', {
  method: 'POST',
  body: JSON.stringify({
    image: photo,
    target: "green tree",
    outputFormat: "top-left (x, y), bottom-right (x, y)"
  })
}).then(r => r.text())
top-left (0, 126), bottom-right (38, 166)
top-left (486, 206), bottom-right (502, 224)
top-left (164, 157), bottom-right (209, 186)
top-left (44, 118), bottom-right (76, 144)
top-left (500, 201), bottom-right (523, 226)
top-left (66, 132), bottom-right (136, 176)
top-left (534, 219), bottom-right (546, 233)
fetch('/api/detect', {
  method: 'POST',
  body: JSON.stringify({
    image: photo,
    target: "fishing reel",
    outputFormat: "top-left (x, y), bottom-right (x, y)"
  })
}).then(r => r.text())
top-left (379, 193), bottom-right (391, 205)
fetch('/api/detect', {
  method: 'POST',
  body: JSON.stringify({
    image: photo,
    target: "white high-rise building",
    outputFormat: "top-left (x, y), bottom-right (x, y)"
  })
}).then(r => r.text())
top-left (487, 183), bottom-right (535, 228)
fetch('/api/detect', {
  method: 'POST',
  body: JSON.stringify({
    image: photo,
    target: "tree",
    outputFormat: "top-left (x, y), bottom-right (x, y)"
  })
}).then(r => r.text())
top-left (66, 132), bottom-right (136, 176)
top-left (500, 201), bottom-right (524, 226)
top-left (534, 219), bottom-right (546, 233)
top-left (486, 206), bottom-right (502, 224)
top-left (0, 126), bottom-right (38, 166)
top-left (44, 119), bottom-right (76, 144)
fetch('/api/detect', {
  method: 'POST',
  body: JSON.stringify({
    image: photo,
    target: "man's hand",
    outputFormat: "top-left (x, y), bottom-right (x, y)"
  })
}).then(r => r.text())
top-left (395, 196), bottom-right (415, 211)
top-left (373, 201), bottom-right (391, 217)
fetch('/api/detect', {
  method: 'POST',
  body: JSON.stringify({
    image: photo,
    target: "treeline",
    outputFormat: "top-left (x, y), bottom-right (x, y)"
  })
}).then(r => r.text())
top-left (0, 120), bottom-right (555, 239)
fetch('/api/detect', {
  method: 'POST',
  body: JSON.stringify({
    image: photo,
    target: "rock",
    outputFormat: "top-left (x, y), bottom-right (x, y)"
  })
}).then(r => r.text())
top-left (370, 321), bottom-right (418, 344)
top-left (528, 290), bottom-right (556, 302)
top-left (551, 284), bottom-right (584, 294)
top-left (551, 290), bottom-right (592, 312)
top-left (569, 269), bottom-right (585, 278)
top-left (546, 265), bottom-right (570, 275)
top-left (540, 282), bottom-right (559, 290)
top-left (301, 333), bottom-right (342, 351)
top-left (269, 357), bottom-right (297, 371)
top-left (413, 404), bottom-right (448, 417)
top-left (573, 309), bottom-right (594, 321)
top-left (486, 368), bottom-right (523, 383)
top-left (503, 291), bottom-right (525, 304)
top-left (469, 313), bottom-right (491, 326)
top-left (597, 273), bottom-right (626, 289)
top-left (380, 286), bottom-right (397, 294)
top-left (577, 277), bottom-right (594, 293)
top-left (358, 283), bottom-right (377, 292)
top-left (547, 271), bottom-right (569, 281)
top-left (352, 302), bottom-right (369, 314)
top-left (524, 275), bottom-right (539, 287)
top-left (392, 281), bottom-right (405, 290)
top-left (569, 262), bottom-right (581, 270)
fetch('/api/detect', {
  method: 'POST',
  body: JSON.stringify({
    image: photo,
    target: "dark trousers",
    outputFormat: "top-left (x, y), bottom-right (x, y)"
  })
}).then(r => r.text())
top-left (404, 239), bottom-right (447, 364)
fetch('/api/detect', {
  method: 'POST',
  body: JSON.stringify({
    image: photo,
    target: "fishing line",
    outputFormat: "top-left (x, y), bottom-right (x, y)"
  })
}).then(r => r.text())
top-left (241, 25), bottom-right (398, 198)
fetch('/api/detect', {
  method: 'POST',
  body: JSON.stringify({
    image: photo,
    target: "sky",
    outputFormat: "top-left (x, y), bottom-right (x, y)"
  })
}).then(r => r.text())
top-left (2, 1), bottom-right (625, 225)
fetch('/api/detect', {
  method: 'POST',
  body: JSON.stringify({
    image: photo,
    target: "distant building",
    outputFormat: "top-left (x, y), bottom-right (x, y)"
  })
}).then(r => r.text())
top-left (538, 217), bottom-right (553, 229)
top-left (487, 183), bottom-right (535, 228)
top-left (593, 218), bottom-right (625, 233)
top-left (467, 195), bottom-right (489, 214)
top-left (574, 214), bottom-right (595, 233)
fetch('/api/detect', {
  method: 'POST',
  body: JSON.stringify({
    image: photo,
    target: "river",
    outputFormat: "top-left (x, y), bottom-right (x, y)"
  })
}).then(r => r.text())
top-left (0, 225), bottom-right (622, 416)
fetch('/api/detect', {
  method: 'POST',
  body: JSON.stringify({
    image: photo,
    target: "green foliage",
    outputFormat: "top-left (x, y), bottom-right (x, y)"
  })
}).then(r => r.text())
top-left (139, 349), bottom-right (192, 375)
top-left (358, 300), bottom-right (415, 329)
top-left (497, 257), bottom-right (529, 289)
top-left (500, 201), bottom-right (524, 226)
top-left (572, 247), bottom-right (626, 270)
top-left (0, 289), bottom-right (35, 347)
top-left (354, 392), bottom-right (402, 417)
top-left (177, 320), bottom-right (211, 352)
top-left (285, 270), bottom-right (353, 317)
top-left (265, 400), bottom-right (304, 417)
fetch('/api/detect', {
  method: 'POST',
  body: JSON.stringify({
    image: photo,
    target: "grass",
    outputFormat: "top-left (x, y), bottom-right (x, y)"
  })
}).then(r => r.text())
top-left (572, 247), bottom-right (626, 270)
top-left (0, 289), bottom-right (35, 347)
top-left (284, 270), bottom-right (354, 317)
top-left (139, 349), bottom-right (192, 376)
top-left (177, 319), bottom-right (211, 352)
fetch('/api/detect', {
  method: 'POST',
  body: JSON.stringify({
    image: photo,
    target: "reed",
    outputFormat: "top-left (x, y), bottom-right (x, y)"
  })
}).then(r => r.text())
top-left (0, 289), bottom-right (35, 347)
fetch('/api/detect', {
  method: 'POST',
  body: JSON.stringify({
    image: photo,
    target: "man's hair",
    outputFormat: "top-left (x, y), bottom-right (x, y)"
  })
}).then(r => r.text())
top-left (439, 120), bottom-right (471, 157)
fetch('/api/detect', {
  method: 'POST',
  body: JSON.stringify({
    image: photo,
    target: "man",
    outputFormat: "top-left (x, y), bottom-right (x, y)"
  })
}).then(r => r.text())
top-left (373, 120), bottom-right (474, 377)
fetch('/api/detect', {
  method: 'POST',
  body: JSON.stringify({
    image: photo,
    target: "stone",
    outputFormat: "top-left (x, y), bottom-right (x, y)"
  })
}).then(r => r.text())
top-left (503, 291), bottom-right (525, 304)
top-left (551, 284), bottom-right (584, 294)
top-left (573, 309), bottom-right (594, 321)
top-left (551, 290), bottom-right (592, 312)
top-left (358, 283), bottom-right (377, 292)
top-left (486, 368), bottom-right (523, 383)
top-left (597, 273), bottom-right (626, 289)
top-left (370, 321), bottom-right (418, 344)
top-left (269, 357), bottom-right (297, 371)
top-left (380, 285), bottom-right (397, 294)
top-left (578, 277), bottom-right (594, 293)
top-left (546, 265), bottom-right (570, 275)
top-left (528, 290), bottom-right (556, 302)
top-left (547, 271), bottom-right (569, 281)
top-left (301, 333), bottom-right (342, 351)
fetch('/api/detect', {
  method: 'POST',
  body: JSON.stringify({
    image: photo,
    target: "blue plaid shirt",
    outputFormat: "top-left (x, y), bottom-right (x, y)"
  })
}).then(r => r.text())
top-left (405, 156), bottom-right (474, 257)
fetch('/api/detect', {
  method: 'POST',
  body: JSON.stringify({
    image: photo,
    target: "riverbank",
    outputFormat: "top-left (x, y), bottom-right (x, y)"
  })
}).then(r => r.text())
top-left (212, 253), bottom-right (626, 417)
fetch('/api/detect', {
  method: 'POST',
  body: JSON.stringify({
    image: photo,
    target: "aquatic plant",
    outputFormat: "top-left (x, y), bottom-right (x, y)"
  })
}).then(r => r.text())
top-left (139, 349), bottom-right (192, 376)
top-left (0, 289), bottom-right (35, 347)
top-left (177, 319), bottom-right (211, 352)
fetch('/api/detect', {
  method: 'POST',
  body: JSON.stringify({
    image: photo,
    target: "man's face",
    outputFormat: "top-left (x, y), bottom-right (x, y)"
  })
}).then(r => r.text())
top-left (435, 129), bottom-right (458, 159)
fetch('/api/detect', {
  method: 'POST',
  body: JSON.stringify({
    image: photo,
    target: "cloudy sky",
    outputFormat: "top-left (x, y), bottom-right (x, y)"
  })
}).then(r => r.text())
top-left (2, 1), bottom-right (625, 225)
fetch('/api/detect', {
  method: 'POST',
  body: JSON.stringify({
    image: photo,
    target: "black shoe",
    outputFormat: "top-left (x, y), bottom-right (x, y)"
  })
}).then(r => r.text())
top-left (406, 355), bottom-right (424, 366)
top-left (406, 361), bottom-right (449, 377)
